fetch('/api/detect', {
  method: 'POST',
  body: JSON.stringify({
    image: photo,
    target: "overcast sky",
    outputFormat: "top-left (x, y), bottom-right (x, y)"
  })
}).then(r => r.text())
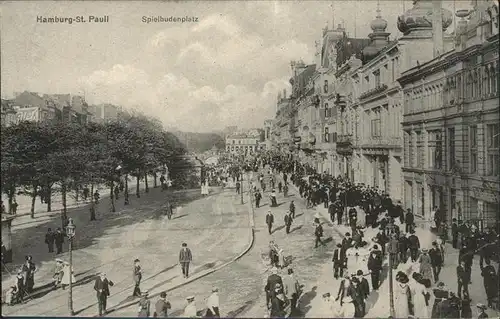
top-left (1, 1), bottom-right (470, 132)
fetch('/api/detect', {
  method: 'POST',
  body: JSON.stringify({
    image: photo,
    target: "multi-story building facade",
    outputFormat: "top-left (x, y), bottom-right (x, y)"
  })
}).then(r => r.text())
top-left (273, 89), bottom-right (293, 152)
top-left (332, 0), bottom-right (454, 204)
top-left (398, 0), bottom-right (499, 226)
top-left (225, 132), bottom-right (261, 154)
top-left (88, 103), bottom-right (122, 123)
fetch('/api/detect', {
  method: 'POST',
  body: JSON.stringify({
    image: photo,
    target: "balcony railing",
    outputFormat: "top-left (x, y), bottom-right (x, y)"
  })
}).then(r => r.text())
top-left (362, 136), bottom-right (403, 148)
top-left (359, 84), bottom-right (388, 100)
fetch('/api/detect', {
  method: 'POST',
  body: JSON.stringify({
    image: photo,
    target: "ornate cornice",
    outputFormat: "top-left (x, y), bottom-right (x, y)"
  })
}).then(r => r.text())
top-left (359, 84), bottom-right (388, 100)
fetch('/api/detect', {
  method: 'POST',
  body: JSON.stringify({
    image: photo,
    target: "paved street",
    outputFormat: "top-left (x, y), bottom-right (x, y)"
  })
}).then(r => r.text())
top-left (1, 185), bottom-right (251, 316)
top-left (109, 166), bottom-right (343, 317)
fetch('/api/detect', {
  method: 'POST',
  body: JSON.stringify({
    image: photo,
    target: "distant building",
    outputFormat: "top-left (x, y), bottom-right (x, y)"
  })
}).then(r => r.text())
top-left (225, 131), bottom-right (261, 154)
top-left (88, 103), bottom-right (121, 123)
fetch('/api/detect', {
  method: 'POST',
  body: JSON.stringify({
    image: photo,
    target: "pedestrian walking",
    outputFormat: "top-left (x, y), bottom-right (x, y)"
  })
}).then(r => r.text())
top-left (283, 184), bottom-right (288, 197)
top-left (282, 268), bottom-right (300, 315)
top-left (54, 228), bottom-right (65, 254)
top-left (429, 241), bottom-right (443, 283)
top-left (53, 258), bottom-right (64, 289)
top-left (418, 248), bottom-right (434, 283)
top-left (133, 258), bottom-right (142, 297)
top-left (154, 291), bottom-right (171, 318)
top-left (60, 261), bottom-right (76, 289)
top-left (332, 244), bottom-right (345, 279)
top-left (11, 199), bottom-right (18, 215)
top-left (236, 181), bottom-right (240, 194)
top-left (21, 255), bottom-right (36, 293)
top-left (457, 260), bottom-right (470, 299)
top-left (265, 268), bottom-right (283, 308)
top-left (45, 228), bottom-right (55, 253)
top-left (94, 273), bottom-right (114, 316)
top-left (314, 221), bottom-right (326, 248)
top-left (408, 231), bottom-right (420, 262)
top-left (289, 201), bottom-right (295, 218)
top-left (480, 259), bottom-right (498, 308)
top-left (451, 218), bottom-right (459, 249)
top-left (405, 208), bottom-right (414, 233)
top-left (254, 190), bottom-right (262, 208)
top-left (367, 245), bottom-right (383, 290)
top-left (266, 211), bottom-right (274, 235)
top-left (179, 243), bottom-right (193, 279)
top-left (183, 296), bottom-right (197, 318)
top-left (284, 211), bottom-right (293, 234)
top-left (137, 290), bottom-right (151, 317)
top-left (93, 190), bottom-right (100, 204)
top-left (205, 287), bottom-right (220, 318)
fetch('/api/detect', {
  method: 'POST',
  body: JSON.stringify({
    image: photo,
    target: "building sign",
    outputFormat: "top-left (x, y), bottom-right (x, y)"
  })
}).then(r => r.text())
top-left (472, 186), bottom-right (499, 203)
top-left (12, 107), bottom-right (40, 125)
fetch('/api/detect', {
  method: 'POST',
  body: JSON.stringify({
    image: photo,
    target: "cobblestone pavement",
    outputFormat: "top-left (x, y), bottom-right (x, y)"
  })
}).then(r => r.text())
top-left (1, 185), bottom-right (251, 316)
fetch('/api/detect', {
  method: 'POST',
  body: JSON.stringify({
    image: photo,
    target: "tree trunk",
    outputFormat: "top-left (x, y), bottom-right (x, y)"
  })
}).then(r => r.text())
top-left (91, 183), bottom-right (94, 199)
top-left (47, 185), bottom-right (52, 212)
top-left (110, 181), bottom-right (116, 212)
top-left (8, 187), bottom-right (15, 214)
top-left (30, 185), bottom-right (38, 219)
top-left (61, 182), bottom-right (68, 229)
top-left (145, 173), bottom-right (149, 193)
top-left (74, 185), bottom-right (79, 202)
top-left (90, 201), bottom-right (96, 221)
top-left (136, 175), bottom-right (140, 198)
top-left (124, 174), bottom-right (129, 205)
top-left (153, 172), bottom-right (158, 188)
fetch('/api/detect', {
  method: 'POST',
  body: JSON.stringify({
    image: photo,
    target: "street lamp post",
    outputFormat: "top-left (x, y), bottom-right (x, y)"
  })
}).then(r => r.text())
top-left (387, 221), bottom-right (396, 318)
top-left (66, 218), bottom-right (76, 316)
top-left (240, 171), bottom-right (244, 205)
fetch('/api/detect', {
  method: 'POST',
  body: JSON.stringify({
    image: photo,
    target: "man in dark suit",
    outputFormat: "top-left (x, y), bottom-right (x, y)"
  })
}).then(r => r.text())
top-left (45, 228), bottom-right (55, 253)
top-left (405, 208), bottom-right (414, 233)
top-left (179, 243), bottom-right (193, 279)
top-left (368, 245), bottom-right (383, 290)
top-left (284, 211), bottom-right (293, 234)
top-left (94, 273), bottom-right (114, 316)
top-left (154, 291), bottom-right (171, 318)
top-left (429, 241), bottom-right (444, 283)
top-left (332, 243), bottom-right (346, 279)
top-left (356, 270), bottom-right (370, 300)
top-left (289, 201), bottom-right (295, 218)
top-left (265, 268), bottom-right (283, 308)
top-left (451, 218), bottom-right (459, 249)
top-left (457, 261), bottom-right (470, 298)
top-left (266, 211), bottom-right (274, 235)
top-left (408, 231), bottom-right (421, 262)
top-left (314, 222), bottom-right (325, 248)
top-left (54, 228), bottom-right (65, 254)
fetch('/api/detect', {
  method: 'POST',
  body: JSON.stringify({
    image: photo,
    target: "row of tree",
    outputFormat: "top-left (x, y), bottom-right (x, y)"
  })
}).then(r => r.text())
top-left (1, 113), bottom-right (190, 222)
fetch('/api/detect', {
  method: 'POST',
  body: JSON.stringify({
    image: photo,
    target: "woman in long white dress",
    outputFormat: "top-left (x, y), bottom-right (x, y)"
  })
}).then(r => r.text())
top-left (394, 272), bottom-right (411, 319)
top-left (339, 295), bottom-right (355, 318)
top-left (61, 262), bottom-right (76, 289)
top-left (345, 246), bottom-right (370, 277)
top-left (410, 272), bottom-right (430, 318)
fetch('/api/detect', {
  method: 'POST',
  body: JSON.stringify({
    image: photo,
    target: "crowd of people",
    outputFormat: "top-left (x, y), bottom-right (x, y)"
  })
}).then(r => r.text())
top-left (251, 150), bottom-right (499, 318)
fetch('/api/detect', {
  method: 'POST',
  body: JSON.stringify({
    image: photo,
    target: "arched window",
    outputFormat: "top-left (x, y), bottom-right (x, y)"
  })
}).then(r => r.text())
top-left (324, 127), bottom-right (330, 142)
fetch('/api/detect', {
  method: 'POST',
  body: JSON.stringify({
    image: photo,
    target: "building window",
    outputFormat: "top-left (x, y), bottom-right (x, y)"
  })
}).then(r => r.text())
top-left (404, 131), bottom-right (410, 167)
top-left (447, 127), bottom-right (456, 170)
top-left (232, 140), bottom-right (235, 144)
top-left (238, 140), bottom-right (241, 144)
top-left (484, 65), bottom-right (490, 96)
top-left (470, 125), bottom-right (478, 173)
top-left (428, 130), bottom-right (442, 169)
top-left (324, 103), bottom-right (329, 118)
top-left (324, 80), bottom-right (329, 93)
top-left (391, 59), bottom-right (395, 81)
top-left (416, 132), bottom-right (424, 168)
top-left (486, 123), bottom-right (499, 176)
top-left (374, 70), bottom-right (381, 88)
top-left (371, 119), bottom-right (381, 137)
top-left (490, 64), bottom-right (497, 95)
top-left (324, 127), bottom-right (329, 142)
top-left (231, 146), bottom-right (234, 151)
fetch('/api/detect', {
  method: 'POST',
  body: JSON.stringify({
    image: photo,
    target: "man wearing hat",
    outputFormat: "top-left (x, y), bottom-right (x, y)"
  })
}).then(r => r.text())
top-left (265, 267), bottom-right (283, 309)
top-left (54, 228), bottom-right (65, 255)
top-left (332, 243), bottom-right (346, 279)
top-left (431, 282), bottom-right (449, 317)
top-left (429, 241), bottom-right (443, 282)
top-left (205, 287), bottom-right (220, 317)
top-left (367, 245), bottom-right (383, 290)
top-left (179, 243), bottom-right (193, 279)
top-left (183, 295), bottom-right (197, 318)
top-left (94, 272), bottom-right (114, 316)
top-left (45, 228), bottom-right (55, 253)
top-left (22, 255), bottom-right (36, 293)
top-left (137, 290), bottom-right (151, 317)
top-left (266, 210), bottom-right (274, 235)
top-left (154, 291), bottom-right (171, 318)
top-left (133, 258), bottom-right (142, 297)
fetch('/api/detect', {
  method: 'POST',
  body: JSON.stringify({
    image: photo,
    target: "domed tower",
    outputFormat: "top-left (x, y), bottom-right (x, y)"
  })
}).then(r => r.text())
top-left (363, 6), bottom-right (391, 63)
top-left (397, 0), bottom-right (453, 38)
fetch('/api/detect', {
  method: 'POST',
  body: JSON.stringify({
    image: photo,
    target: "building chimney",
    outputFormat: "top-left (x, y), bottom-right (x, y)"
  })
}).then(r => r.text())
top-left (432, 0), bottom-right (444, 58)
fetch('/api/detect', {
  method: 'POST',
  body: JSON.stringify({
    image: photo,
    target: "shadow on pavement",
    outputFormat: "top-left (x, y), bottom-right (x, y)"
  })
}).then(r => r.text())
top-left (172, 214), bottom-right (189, 220)
top-left (272, 225), bottom-right (285, 234)
top-left (297, 285), bottom-right (317, 316)
top-left (290, 225), bottom-right (303, 233)
top-left (2, 188), bottom-right (211, 286)
top-left (227, 299), bottom-right (257, 317)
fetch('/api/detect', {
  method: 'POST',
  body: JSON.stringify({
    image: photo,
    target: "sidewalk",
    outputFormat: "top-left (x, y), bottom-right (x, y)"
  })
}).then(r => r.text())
top-left (285, 174), bottom-right (499, 318)
top-left (2, 185), bottom-right (254, 316)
